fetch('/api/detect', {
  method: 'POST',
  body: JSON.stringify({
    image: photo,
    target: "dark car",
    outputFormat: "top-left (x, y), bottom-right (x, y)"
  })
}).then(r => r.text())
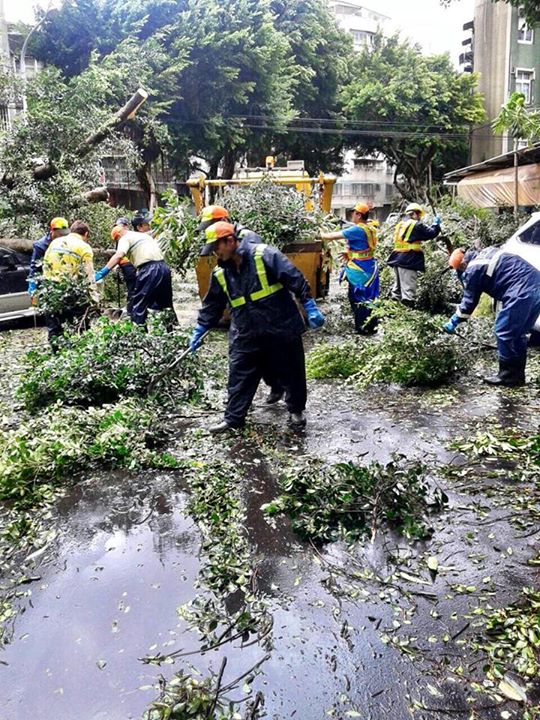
top-left (0, 246), bottom-right (36, 323)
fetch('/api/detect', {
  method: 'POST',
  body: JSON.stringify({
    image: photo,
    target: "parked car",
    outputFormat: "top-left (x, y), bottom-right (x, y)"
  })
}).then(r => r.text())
top-left (0, 246), bottom-right (36, 324)
top-left (502, 211), bottom-right (540, 331)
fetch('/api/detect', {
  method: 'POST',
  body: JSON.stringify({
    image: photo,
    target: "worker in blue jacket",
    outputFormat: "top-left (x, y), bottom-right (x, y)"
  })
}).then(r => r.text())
top-left (189, 221), bottom-right (324, 433)
top-left (28, 217), bottom-right (69, 296)
top-left (321, 201), bottom-right (380, 334)
top-left (443, 246), bottom-right (540, 386)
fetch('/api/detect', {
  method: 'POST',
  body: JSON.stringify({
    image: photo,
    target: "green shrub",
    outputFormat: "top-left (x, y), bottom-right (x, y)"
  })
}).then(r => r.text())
top-left (18, 317), bottom-right (202, 411)
top-left (262, 456), bottom-right (447, 542)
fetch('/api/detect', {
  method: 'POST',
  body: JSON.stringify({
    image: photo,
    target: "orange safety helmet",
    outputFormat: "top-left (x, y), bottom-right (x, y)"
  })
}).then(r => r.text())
top-left (448, 248), bottom-right (465, 270)
top-left (111, 225), bottom-right (125, 241)
top-left (353, 202), bottom-right (370, 215)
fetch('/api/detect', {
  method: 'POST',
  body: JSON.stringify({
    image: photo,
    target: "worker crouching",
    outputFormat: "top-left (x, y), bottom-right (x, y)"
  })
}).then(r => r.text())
top-left (189, 222), bottom-right (325, 433)
top-left (443, 247), bottom-right (540, 386)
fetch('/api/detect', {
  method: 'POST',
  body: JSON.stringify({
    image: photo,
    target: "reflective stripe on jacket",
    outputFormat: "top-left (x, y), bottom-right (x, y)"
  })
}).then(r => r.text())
top-left (213, 244), bottom-right (283, 307)
top-left (393, 220), bottom-right (422, 252)
top-left (348, 222), bottom-right (377, 261)
top-left (197, 237), bottom-right (311, 340)
top-left (44, 233), bottom-right (93, 279)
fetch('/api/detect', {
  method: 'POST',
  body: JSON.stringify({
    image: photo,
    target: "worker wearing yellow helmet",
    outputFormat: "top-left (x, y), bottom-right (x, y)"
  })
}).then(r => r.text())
top-left (28, 216), bottom-right (70, 297)
top-left (321, 201), bottom-right (380, 334)
top-left (387, 203), bottom-right (442, 307)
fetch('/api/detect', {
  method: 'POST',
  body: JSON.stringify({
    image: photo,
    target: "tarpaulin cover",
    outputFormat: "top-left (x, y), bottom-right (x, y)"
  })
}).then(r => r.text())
top-left (457, 163), bottom-right (540, 207)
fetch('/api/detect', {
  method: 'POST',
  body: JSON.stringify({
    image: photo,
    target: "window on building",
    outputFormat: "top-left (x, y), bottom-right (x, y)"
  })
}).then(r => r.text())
top-left (350, 30), bottom-right (374, 48)
top-left (518, 6), bottom-right (534, 43)
top-left (0, 106), bottom-right (9, 133)
top-left (515, 68), bottom-right (534, 104)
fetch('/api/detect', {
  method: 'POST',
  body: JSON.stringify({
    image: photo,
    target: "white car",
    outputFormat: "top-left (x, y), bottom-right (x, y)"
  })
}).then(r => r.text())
top-left (501, 212), bottom-right (540, 331)
top-left (0, 247), bottom-right (37, 324)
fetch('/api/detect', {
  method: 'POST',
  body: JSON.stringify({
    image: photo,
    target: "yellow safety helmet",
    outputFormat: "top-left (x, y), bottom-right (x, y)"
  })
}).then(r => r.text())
top-left (49, 217), bottom-right (69, 230)
top-left (404, 203), bottom-right (425, 218)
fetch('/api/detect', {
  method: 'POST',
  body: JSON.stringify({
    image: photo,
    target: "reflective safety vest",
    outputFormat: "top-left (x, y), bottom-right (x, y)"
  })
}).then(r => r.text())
top-left (213, 244), bottom-right (283, 308)
top-left (393, 220), bottom-right (422, 252)
top-left (348, 222), bottom-right (377, 261)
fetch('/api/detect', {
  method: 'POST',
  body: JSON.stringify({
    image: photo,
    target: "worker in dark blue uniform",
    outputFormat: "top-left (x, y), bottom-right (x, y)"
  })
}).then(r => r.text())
top-left (28, 217), bottom-right (69, 297)
top-left (388, 203), bottom-right (441, 306)
top-left (189, 221), bottom-right (325, 432)
top-left (197, 205), bottom-right (286, 405)
top-left (443, 246), bottom-right (540, 386)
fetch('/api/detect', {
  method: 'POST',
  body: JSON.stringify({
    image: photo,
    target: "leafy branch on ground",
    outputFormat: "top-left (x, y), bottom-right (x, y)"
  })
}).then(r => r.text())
top-left (18, 317), bottom-right (203, 411)
top-left (262, 456), bottom-right (448, 543)
top-left (0, 400), bottom-right (177, 509)
top-left (152, 190), bottom-right (200, 276)
top-left (35, 270), bottom-right (98, 317)
top-left (307, 302), bottom-right (471, 387)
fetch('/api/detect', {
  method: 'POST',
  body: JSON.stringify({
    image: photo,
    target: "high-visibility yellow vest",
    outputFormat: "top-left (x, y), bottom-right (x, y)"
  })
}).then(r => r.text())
top-left (393, 220), bottom-right (422, 252)
top-left (348, 222), bottom-right (377, 261)
top-left (213, 244), bottom-right (283, 308)
top-left (44, 233), bottom-right (93, 280)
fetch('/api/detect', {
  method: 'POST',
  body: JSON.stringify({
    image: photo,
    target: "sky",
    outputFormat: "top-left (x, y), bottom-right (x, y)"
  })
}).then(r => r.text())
top-left (5, 0), bottom-right (475, 62)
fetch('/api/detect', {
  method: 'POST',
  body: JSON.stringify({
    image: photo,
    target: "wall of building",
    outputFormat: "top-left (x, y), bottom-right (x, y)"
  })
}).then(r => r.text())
top-left (470, 0), bottom-right (512, 163)
top-left (327, 0), bottom-right (398, 219)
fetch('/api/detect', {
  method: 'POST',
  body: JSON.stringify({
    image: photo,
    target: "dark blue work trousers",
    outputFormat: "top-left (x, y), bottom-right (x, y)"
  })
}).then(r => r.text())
top-left (495, 290), bottom-right (540, 362)
top-left (130, 260), bottom-right (175, 326)
top-left (225, 334), bottom-right (306, 427)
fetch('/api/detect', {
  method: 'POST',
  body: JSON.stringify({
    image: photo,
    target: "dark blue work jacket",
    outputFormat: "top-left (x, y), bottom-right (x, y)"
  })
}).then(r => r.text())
top-left (456, 248), bottom-right (540, 319)
top-left (29, 233), bottom-right (52, 277)
top-left (387, 220), bottom-right (441, 272)
top-left (198, 238), bottom-right (311, 340)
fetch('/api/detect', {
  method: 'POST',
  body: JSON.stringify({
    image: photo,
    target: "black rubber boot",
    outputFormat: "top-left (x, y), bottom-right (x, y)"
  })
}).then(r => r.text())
top-left (484, 358), bottom-right (526, 387)
top-left (265, 389), bottom-right (284, 405)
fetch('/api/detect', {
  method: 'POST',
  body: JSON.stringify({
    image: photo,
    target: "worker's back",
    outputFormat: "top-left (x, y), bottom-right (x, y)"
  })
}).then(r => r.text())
top-left (44, 232), bottom-right (93, 280)
top-left (117, 230), bottom-right (163, 268)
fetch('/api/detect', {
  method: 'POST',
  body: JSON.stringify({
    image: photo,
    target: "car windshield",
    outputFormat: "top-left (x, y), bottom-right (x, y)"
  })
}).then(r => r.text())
top-left (518, 220), bottom-right (540, 245)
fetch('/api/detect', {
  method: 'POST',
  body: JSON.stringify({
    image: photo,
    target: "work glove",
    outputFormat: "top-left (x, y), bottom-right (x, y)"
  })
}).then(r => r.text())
top-left (28, 280), bottom-right (37, 296)
top-left (95, 266), bottom-right (111, 282)
top-left (433, 215), bottom-right (442, 226)
top-left (189, 324), bottom-right (208, 353)
top-left (303, 299), bottom-right (325, 329)
top-left (443, 313), bottom-right (462, 334)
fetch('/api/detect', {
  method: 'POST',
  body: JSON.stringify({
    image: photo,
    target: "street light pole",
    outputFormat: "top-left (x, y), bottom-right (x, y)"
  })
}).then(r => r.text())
top-left (19, 1), bottom-right (53, 121)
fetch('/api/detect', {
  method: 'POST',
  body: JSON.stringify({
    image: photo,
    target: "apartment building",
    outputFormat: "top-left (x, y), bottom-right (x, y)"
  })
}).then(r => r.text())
top-left (466, 0), bottom-right (540, 163)
top-left (327, 0), bottom-right (398, 219)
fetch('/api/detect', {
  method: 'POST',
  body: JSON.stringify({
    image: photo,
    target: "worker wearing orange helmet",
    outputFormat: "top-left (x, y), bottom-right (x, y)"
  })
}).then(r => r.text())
top-left (28, 216), bottom-right (70, 296)
top-left (321, 201), bottom-right (380, 334)
top-left (388, 203), bottom-right (441, 306)
top-left (95, 224), bottom-right (176, 327)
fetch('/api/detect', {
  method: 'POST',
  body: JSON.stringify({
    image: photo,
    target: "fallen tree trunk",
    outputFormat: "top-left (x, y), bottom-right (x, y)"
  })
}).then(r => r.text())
top-left (3, 89), bottom-right (149, 185)
top-left (0, 237), bottom-right (34, 253)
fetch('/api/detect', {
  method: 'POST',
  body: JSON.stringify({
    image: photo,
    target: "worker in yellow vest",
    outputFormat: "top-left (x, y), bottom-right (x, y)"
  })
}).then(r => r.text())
top-left (189, 222), bottom-right (324, 433)
top-left (42, 220), bottom-right (99, 346)
top-left (387, 203), bottom-right (441, 306)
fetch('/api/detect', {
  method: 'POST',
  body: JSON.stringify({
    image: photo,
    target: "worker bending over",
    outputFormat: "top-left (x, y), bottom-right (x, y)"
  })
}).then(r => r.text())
top-left (444, 247), bottom-right (540, 386)
top-left (42, 220), bottom-right (98, 346)
top-left (388, 203), bottom-right (441, 306)
top-left (95, 224), bottom-right (176, 327)
top-left (321, 201), bottom-right (379, 334)
top-left (189, 222), bottom-right (324, 432)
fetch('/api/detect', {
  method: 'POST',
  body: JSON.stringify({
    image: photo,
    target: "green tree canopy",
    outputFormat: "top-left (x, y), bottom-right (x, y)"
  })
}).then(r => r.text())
top-left (341, 34), bottom-right (485, 202)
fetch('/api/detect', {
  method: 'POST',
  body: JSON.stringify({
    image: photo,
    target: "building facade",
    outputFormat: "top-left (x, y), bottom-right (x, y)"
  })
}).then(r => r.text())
top-left (327, 0), bottom-right (398, 219)
top-left (467, 0), bottom-right (540, 164)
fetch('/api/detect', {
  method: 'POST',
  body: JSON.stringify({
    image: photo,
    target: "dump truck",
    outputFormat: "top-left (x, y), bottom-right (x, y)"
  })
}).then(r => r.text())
top-left (187, 158), bottom-right (336, 299)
